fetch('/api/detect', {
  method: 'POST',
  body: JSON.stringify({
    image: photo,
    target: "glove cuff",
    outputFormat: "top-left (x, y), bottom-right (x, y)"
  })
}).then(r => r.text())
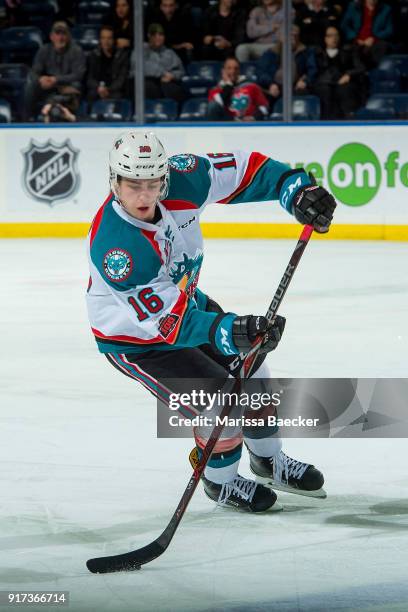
top-left (278, 169), bottom-right (311, 214)
top-left (210, 313), bottom-right (239, 356)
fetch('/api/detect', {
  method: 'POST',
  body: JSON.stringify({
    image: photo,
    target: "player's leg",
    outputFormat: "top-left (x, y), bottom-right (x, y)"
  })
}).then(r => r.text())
top-left (106, 349), bottom-right (278, 512)
top-left (243, 361), bottom-right (326, 498)
top-left (196, 293), bottom-right (326, 498)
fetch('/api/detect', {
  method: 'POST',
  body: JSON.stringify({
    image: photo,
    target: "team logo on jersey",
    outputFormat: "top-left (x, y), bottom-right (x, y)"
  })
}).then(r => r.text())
top-left (230, 93), bottom-right (250, 115)
top-left (103, 249), bottom-right (132, 282)
top-left (159, 313), bottom-right (180, 338)
top-left (22, 139), bottom-right (80, 205)
top-left (169, 251), bottom-right (203, 296)
top-left (139, 145), bottom-right (151, 153)
top-left (168, 154), bottom-right (198, 173)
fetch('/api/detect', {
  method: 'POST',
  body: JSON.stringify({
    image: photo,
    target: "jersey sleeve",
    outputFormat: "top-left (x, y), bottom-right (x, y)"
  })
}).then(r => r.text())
top-left (202, 151), bottom-right (312, 214)
top-left (88, 223), bottom-right (226, 351)
top-left (165, 152), bottom-right (310, 215)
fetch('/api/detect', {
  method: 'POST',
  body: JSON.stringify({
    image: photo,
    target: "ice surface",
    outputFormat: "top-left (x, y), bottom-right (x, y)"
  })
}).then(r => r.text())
top-left (0, 238), bottom-right (407, 611)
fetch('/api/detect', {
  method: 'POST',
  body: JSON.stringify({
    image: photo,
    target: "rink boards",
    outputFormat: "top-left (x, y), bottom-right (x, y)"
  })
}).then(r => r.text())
top-left (0, 123), bottom-right (407, 240)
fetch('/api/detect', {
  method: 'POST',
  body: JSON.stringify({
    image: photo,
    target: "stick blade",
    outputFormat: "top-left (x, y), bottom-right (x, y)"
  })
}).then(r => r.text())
top-left (86, 541), bottom-right (165, 573)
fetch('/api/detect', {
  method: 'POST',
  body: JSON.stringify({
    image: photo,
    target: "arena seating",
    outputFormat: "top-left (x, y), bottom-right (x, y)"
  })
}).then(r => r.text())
top-left (1, 0), bottom-right (408, 122)
top-left (271, 96), bottom-right (321, 121)
top-left (145, 98), bottom-right (178, 122)
top-left (90, 98), bottom-right (132, 121)
top-left (179, 98), bottom-right (209, 121)
top-left (0, 98), bottom-right (11, 123)
top-left (0, 27), bottom-right (43, 64)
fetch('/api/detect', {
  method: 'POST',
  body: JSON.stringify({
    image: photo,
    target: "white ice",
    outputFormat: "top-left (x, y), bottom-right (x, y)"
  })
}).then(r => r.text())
top-left (1, 238), bottom-right (407, 612)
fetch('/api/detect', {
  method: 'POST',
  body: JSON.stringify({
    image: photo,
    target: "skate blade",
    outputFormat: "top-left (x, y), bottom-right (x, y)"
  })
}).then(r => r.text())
top-left (204, 490), bottom-right (284, 512)
top-left (217, 500), bottom-right (284, 513)
top-left (255, 476), bottom-right (327, 499)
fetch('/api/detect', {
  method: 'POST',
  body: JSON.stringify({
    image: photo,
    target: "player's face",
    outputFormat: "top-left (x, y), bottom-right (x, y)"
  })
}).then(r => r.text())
top-left (117, 178), bottom-right (162, 221)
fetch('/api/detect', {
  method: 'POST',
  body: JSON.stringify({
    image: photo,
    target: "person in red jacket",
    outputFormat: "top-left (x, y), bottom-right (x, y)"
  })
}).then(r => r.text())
top-left (207, 57), bottom-right (270, 121)
top-left (341, 0), bottom-right (393, 68)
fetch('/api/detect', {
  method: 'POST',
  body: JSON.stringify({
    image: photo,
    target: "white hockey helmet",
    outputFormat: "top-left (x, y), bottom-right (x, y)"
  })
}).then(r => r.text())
top-left (109, 130), bottom-right (169, 199)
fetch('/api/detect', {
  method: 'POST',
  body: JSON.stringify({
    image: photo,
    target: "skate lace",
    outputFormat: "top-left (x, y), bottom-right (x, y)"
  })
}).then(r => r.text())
top-left (218, 476), bottom-right (257, 506)
top-left (272, 451), bottom-right (308, 483)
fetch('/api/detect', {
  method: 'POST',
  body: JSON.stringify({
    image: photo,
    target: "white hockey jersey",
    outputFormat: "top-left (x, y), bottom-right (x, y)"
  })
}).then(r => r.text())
top-left (86, 150), bottom-right (310, 355)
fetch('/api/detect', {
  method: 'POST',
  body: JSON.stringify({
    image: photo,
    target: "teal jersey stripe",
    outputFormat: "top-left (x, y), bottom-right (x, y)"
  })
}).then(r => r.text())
top-left (201, 446), bottom-right (243, 469)
top-left (227, 158), bottom-right (289, 205)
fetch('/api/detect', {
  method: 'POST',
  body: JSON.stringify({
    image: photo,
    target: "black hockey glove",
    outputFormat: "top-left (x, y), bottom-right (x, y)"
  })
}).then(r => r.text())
top-left (293, 176), bottom-right (336, 234)
top-left (232, 315), bottom-right (286, 355)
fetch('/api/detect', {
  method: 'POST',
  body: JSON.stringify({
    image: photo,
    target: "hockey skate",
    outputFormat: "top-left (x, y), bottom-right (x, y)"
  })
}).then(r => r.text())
top-left (248, 447), bottom-right (327, 499)
top-left (202, 474), bottom-right (282, 513)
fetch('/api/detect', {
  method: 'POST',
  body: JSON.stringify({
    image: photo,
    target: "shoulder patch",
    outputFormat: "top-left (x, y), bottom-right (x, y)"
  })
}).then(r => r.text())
top-left (169, 154), bottom-right (198, 173)
top-left (103, 248), bottom-right (133, 282)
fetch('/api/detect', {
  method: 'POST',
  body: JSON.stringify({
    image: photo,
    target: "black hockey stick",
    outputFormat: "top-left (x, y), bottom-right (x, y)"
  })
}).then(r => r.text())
top-left (86, 224), bottom-right (314, 574)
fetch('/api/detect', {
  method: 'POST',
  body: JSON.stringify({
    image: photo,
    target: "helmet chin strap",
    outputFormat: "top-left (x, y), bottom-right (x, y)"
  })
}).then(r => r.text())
top-left (110, 176), bottom-right (124, 208)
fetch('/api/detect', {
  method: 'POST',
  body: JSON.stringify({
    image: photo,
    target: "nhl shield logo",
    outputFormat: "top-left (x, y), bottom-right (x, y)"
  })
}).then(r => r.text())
top-left (22, 139), bottom-right (80, 204)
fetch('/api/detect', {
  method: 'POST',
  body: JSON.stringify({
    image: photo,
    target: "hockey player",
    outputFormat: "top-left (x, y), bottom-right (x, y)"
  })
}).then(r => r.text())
top-left (86, 130), bottom-right (336, 512)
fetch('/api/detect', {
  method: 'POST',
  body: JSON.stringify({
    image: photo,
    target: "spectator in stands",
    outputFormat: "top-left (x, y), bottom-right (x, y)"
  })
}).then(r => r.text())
top-left (295, 0), bottom-right (339, 47)
top-left (41, 98), bottom-right (77, 123)
top-left (207, 56), bottom-right (270, 120)
top-left (23, 21), bottom-right (86, 121)
top-left (313, 26), bottom-right (365, 118)
top-left (257, 25), bottom-right (317, 108)
top-left (145, 0), bottom-right (196, 64)
top-left (86, 26), bottom-right (129, 103)
top-left (235, 0), bottom-right (284, 63)
top-left (142, 23), bottom-right (186, 102)
top-left (341, 0), bottom-right (393, 68)
top-left (202, 0), bottom-right (246, 61)
top-left (104, 0), bottom-right (133, 49)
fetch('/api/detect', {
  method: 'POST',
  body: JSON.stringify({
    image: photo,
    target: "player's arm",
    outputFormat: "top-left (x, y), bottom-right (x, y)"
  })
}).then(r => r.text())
top-left (203, 151), bottom-right (336, 233)
top-left (97, 272), bottom-right (284, 356)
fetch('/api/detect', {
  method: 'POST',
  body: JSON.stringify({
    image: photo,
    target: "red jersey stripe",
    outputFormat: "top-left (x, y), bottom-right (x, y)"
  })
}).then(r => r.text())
top-left (92, 327), bottom-right (164, 345)
top-left (165, 291), bottom-right (189, 344)
top-left (141, 229), bottom-right (164, 264)
top-left (217, 152), bottom-right (269, 204)
top-left (162, 199), bottom-right (198, 210)
top-left (89, 192), bottom-right (113, 246)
